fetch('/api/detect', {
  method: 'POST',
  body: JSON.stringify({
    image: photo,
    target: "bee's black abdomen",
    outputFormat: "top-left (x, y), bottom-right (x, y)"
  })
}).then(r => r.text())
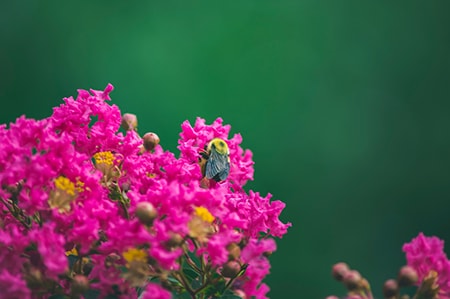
top-left (212, 173), bottom-right (222, 182)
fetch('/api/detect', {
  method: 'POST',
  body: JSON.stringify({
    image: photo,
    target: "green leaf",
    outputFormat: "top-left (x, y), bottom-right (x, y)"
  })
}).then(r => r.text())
top-left (108, 187), bottom-right (122, 201)
top-left (181, 267), bottom-right (204, 289)
top-left (183, 268), bottom-right (199, 281)
top-left (202, 279), bottom-right (226, 298)
top-left (83, 289), bottom-right (100, 299)
top-left (215, 289), bottom-right (242, 299)
top-left (165, 275), bottom-right (184, 289)
top-left (219, 295), bottom-right (242, 299)
top-left (172, 290), bottom-right (192, 299)
top-left (185, 251), bottom-right (201, 269)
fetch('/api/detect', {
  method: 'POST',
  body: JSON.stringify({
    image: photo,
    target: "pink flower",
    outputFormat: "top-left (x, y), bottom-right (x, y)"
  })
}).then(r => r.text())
top-left (403, 232), bottom-right (450, 298)
top-left (238, 238), bottom-right (277, 299)
top-left (142, 283), bottom-right (172, 299)
top-left (89, 254), bottom-right (137, 298)
top-left (206, 231), bottom-right (241, 266)
top-left (0, 226), bottom-right (30, 295)
top-left (29, 223), bottom-right (68, 279)
top-left (0, 269), bottom-right (31, 299)
top-left (50, 84), bottom-right (122, 155)
top-left (0, 84), bottom-right (290, 298)
top-left (100, 217), bottom-right (153, 254)
top-left (225, 191), bottom-right (291, 239)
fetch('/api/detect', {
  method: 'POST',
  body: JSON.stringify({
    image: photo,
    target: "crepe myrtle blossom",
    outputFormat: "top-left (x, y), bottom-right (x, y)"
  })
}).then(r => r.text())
top-left (0, 84), bottom-right (291, 299)
top-left (403, 233), bottom-right (450, 299)
top-left (327, 233), bottom-right (450, 299)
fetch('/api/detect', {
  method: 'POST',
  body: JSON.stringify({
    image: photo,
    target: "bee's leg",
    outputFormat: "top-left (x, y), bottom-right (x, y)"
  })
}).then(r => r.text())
top-left (199, 150), bottom-right (209, 160)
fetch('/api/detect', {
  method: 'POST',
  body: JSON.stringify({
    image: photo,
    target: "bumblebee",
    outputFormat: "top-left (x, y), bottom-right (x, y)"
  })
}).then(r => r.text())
top-left (200, 138), bottom-right (230, 182)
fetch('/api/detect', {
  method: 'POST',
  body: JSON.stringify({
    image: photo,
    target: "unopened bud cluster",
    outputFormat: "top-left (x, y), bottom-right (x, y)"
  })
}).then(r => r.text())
top-left (327, 233), bottom-right (450, 299)
top-left (328, 262), bottom-right (437, 299)
top-left (330, 263), bottom-right (372, 298)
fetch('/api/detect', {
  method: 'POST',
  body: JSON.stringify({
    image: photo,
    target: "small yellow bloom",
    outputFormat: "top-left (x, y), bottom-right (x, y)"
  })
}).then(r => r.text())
top-left (122, 248), bottom-right (148, 265)
top-left (54, 176), bottom-right (75, 196)
top-left (194, 206), bottom-right (215, 223)
top-left (65, 247), bottom-right (79, 256)
top-left (49, 176), bottom-right (77, 212)
top-left (93, 151), bottom-right (120, 182)
top-left (121, 248), bottom-right (150, 287)
top-left (93, 151), bottom-right (115, 166)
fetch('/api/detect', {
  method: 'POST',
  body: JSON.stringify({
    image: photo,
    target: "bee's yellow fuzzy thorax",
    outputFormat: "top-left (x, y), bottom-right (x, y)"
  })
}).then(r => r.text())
top-left (209, 138), bottom-right (229, 155)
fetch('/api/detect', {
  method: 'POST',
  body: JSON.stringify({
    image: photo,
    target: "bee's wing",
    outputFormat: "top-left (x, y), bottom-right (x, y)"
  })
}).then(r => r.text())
top-left (216, 158), bottom-right (230, 181)
top-left (205, 148), bottom-right (230, 182)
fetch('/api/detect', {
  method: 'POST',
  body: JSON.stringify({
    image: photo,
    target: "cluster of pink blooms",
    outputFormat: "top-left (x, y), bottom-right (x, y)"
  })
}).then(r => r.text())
top-left (327, 233), bottom-right (450, 299)
top-left (0, 84), bottom-right (291, 299)
top-left (403, 233), bottom-right (450, 299)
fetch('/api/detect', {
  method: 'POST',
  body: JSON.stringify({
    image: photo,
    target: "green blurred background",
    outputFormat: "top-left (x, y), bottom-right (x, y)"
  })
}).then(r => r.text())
top-left (2, 1), bottom-right (450, 298)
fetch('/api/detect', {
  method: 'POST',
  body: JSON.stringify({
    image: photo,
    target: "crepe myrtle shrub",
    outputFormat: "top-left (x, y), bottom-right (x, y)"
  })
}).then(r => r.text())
top-left (0, 84), bottom-right (291, 299)
top-left (327, 233), bottom-right (450, 299)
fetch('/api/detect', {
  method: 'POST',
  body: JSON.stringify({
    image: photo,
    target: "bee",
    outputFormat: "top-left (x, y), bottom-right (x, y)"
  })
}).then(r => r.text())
top-left (199, 138), bottom-right (230, 182)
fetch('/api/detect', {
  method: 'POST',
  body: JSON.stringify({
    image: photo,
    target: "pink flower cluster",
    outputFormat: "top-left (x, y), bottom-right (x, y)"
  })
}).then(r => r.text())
top-left (403, 233), bottom-right (450, 298)
top-left (0, 84), bottom-right (291, 299)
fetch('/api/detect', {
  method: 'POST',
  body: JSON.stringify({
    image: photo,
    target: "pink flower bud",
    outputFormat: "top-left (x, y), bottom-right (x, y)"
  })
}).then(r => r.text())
top-left (221, 260), bottom-right (241, 278)
top-left (343, 270), bottom-right (362, 290)
top-left (135, 202), bottom-right (157, 226)
top-left (227, 243), bottom-right (241, 260)
top-left (383, 279), bottom-right (399, 298)
top-left (121, 113), bottom-right (138, 131)
top-left (24, 266), bottom-right (43, 290)
top-left (165, 233), bottom-right (184, 248)
top-left (398, 265), bottom-right (418, 287)
top-left (71, 275), bottom-right (90, 295)
top-left (332, 262), bottom-right (350, 281)
top-left (143, 132), bottom-right (160, 151)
